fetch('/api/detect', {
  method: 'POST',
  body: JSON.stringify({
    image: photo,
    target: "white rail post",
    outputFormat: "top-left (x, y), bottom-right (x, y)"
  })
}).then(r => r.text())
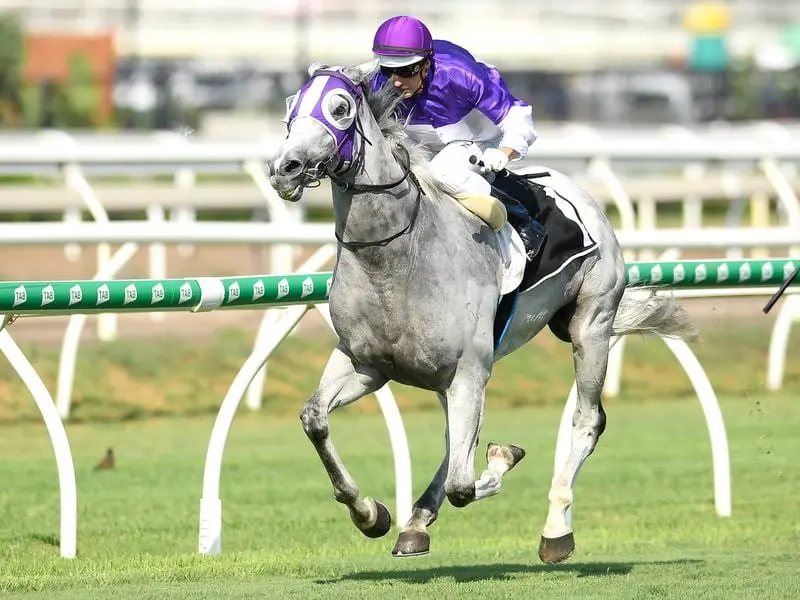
top-left (660, 126), bottom-right (704, 261)
top-left (767, 282), bottom-right (800, 392)
top-left (0, 318), bottom-right (77, 558)
top-left (242, 158), bottom-right (302, 410)
top-left (759, 157), bottom-right (800, 257)
top-left (720, 168), bottom-right (746, 259)
top-left (55, 243), bottom-right (140, 420)
top-left (637, 195), bottom-right (657, 262)
top-left (601, 336), bottom-right (624, 399)
top-left (199, 303), bottom-right (311, 556)
top-left (38, 131), bottom-right (83, 264)
top-left (146, 204), bottom-right (167, 322)
top-left (38, 130), bottom-right (119, 341)
top-left (63, 163), bottom-right (117, 341)
top-left (153, 130), bottom-right (197, 259)
top-left (62, 206), bottom-right (83, 262)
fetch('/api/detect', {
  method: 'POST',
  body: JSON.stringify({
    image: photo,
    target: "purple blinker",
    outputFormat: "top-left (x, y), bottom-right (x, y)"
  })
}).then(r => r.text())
top-left (284, 69), bottom-right (362, 165)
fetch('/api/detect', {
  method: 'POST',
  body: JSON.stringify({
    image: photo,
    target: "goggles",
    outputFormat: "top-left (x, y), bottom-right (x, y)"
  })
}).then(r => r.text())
top-left (379, 61), bottom-right (425, 79)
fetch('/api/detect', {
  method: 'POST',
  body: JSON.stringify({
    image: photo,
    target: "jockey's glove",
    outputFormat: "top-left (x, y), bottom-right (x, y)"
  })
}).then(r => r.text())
top-left (480, 147), bottom-right (510, 173)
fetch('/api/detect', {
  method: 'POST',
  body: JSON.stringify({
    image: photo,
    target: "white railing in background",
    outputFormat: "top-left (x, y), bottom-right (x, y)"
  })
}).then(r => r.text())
top-left (2, 124), bottom-right (798, 262)
top-left (1, 222), bottom-right (798, 423)
top-left (0, 125), bottom-right (797, 396)
top-left (4, 133), bottom-right (800, 164)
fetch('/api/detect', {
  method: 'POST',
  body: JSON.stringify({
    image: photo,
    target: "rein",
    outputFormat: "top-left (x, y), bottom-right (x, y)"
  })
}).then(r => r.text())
top-left (329, 144), bottom-right (422, 249)
top-left (286, 69), bottom-right (423, 249)
top-left (310, 77), bottom-right (422, 250)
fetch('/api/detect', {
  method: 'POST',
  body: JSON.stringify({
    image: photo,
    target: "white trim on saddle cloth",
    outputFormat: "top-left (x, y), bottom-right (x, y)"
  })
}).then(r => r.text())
top-left (496, 223), bottom-right (526, 295)
top-left (518, 186), bottom-right (599, 293)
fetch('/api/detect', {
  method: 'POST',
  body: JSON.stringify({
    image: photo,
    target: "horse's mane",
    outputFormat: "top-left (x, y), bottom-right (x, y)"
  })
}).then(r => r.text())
top-left (363, 84), bottom-right (454, 204)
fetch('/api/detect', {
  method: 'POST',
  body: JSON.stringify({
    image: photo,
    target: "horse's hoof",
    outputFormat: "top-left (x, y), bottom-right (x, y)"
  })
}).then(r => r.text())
top-left (487, 442), bottom-right (526, 471)
top-left (360, 500), bottom-right (392, 539)
top-left (506, 444), bottom-right (526, 466)
top-left (391, 530), bottom-right (430, 557)
top-left (538, 532), bottom-right (575, 564)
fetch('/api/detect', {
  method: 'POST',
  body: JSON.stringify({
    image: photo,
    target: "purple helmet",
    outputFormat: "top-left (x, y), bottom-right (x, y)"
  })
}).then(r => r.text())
top-left (372, 16), bottom-right (433, 68)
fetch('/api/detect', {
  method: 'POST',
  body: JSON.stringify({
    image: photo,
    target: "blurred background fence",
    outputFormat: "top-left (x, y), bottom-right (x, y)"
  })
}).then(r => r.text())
top-left (0, 0), bottom-right (799, 132)
top-left (0, 1), bottom-right (798, 425)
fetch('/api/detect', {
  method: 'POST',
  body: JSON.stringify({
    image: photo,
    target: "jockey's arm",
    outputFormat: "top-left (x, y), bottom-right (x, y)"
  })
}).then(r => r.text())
top-left (494, 103), bottom-right (537, 160)
top-left (458, 68), bottom-right (537, 160)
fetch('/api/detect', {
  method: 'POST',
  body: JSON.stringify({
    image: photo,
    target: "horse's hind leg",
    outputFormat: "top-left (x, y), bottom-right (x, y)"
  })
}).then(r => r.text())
top-left (300, 347), bottom-right (391, 538)
top-left (539, 290), bottom-right (621, 564)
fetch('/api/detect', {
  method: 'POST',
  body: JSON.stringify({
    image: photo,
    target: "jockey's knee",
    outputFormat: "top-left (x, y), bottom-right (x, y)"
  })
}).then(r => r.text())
top-left (431, 145), bottom-right (492, 197)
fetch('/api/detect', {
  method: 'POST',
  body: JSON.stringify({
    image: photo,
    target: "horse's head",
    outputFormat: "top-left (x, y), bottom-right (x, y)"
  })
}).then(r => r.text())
top-left (269, 59), bottom-right (379, 202)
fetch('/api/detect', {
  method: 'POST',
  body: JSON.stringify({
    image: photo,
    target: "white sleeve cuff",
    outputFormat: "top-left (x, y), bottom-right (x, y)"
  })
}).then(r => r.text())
top-left (498, 105), bottom-right (538, 158)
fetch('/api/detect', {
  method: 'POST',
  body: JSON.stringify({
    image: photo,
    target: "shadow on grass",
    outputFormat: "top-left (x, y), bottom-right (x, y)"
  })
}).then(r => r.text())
top-left (29, 533), bottom-right (59, 547)
top-left (317, 559), bottom-right (704, 584)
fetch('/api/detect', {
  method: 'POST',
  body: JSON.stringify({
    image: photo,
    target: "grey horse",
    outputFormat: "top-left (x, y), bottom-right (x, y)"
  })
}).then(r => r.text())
top-left (268, 60), bottom-right (697, 563)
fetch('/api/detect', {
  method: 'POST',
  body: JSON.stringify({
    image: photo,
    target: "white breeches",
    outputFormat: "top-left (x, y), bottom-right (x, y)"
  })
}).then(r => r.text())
top-left (428, 141), bottom-right (496, 198)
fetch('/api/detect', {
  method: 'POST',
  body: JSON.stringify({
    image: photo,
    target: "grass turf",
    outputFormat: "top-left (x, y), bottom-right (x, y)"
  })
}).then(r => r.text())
top-left (1, 395), bottom-right (798, 599)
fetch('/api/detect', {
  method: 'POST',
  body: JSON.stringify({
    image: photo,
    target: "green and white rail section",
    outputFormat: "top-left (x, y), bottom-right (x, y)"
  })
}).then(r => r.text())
top-left (1, 257), bottom-right (798, 559)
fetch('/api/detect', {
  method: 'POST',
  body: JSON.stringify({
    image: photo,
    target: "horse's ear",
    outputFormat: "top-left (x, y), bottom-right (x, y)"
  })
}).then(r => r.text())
top-left (308, 62), bottom-right (327, 76)
top-left (342, 58), bottom-right (380, 84)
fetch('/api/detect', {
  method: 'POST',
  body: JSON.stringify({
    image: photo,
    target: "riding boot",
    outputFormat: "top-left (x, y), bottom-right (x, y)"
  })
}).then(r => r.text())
top-left (502, 199), bottom-right (548, 261)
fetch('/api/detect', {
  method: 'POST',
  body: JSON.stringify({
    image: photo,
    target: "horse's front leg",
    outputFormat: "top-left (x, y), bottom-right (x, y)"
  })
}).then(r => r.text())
top-left (392, 393), bottom-right (449, 557)
top-left (300, 347), bottom-right (391, 538)
top-left (443, 365), bottom-right (526, 507)
top-left (391, 371), bottom-right (487, 558)
top-left (442, 369), bottom-right (489, 509)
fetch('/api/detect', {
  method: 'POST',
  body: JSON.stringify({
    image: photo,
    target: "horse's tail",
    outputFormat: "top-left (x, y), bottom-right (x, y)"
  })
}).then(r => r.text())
top-left (611, 289), bottom-right (699, 341)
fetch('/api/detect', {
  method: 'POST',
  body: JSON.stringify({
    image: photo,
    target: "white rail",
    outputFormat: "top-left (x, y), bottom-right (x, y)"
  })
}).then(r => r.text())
top-left (0, 221), bottom-right (798, 248)
top-left (2, 137), bottom-right (800, 166)
top-left (6, 258), bottom-right (797, 560)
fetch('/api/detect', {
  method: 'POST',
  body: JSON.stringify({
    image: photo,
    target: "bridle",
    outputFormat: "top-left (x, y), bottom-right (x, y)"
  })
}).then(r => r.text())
top-left (286, 69), bottom-right (422, 249)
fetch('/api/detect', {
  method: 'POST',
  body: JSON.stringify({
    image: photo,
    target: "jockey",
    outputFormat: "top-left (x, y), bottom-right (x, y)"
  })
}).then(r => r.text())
top-left (370, 15), bottom-right (547, 261)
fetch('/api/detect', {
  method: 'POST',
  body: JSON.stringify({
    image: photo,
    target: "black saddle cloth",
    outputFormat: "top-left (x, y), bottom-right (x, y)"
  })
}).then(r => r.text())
top-left (491, 170), bottom-right (599, 293)
top-left (490, 170), bottom-right (599, 350)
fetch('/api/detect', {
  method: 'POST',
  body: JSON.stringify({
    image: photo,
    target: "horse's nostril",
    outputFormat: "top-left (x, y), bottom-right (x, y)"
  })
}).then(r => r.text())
top-left (281, 159), bottom-right (303, 175)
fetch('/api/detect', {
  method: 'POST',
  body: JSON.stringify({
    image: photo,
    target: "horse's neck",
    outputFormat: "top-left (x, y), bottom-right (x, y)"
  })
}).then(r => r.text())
top-left (332, 111), bottom-right (422, 259)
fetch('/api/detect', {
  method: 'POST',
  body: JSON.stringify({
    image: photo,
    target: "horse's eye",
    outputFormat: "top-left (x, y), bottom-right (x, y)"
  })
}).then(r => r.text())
top-left (332, 101), bottom-right (349, 118)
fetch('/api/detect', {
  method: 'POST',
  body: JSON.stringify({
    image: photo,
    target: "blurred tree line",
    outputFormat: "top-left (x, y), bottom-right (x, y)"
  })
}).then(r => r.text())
top-left (0, 13), bottom-right (102, 128)
top-left (727, 60), bottom-right (800, 120)
top-left (0, 13), bottom-right (23, 125)
top-left (0, 13), bottom-right (200, 130)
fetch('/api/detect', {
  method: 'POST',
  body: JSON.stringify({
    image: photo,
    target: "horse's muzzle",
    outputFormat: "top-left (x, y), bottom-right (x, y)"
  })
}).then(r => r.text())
top-left (268, 174), bottom-right (304, 202)
top-left (269, 158), bottom-right (328, 202)
top-left (268, 154), bottom-right (304, 200)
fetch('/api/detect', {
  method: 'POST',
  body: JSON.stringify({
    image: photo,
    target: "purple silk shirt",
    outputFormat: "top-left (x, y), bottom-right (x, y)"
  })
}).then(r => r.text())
top-left (370, 40), bottom-right (536, 154)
